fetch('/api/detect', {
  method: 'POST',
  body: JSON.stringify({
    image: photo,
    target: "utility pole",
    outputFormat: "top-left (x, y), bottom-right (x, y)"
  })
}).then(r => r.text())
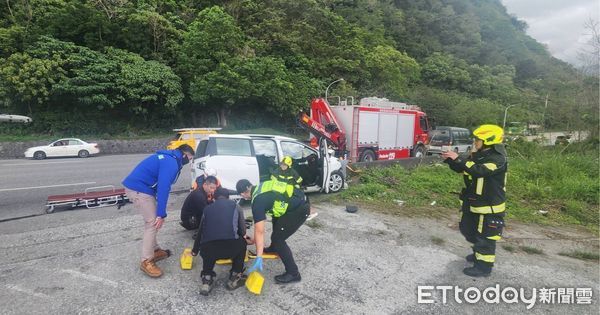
top-left (503, 104), bottom-right (518, 130)
top-left (541, 93), bottom-right (549, 132)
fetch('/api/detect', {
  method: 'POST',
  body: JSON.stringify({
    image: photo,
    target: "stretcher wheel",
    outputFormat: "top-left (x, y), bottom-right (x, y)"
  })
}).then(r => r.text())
top-left (45, 205), bottom-right (55, 214)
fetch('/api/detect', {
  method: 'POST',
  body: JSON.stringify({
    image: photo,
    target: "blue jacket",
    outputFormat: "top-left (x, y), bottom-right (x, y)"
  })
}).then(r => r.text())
top-left (122, 149), bottom-right (184, 218)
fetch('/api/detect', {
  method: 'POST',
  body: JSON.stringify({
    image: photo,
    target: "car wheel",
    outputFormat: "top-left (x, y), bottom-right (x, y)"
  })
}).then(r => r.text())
top-left (33, 151), bottom-right (46, 160)
top-left (78, 150), bottom-right (89, 158)
top-left (411, 145), bottom-right (425, 157)
top-left (359, 149), bottom-right (376, 162)
top-left (328, 170), bottom-right (345, 193)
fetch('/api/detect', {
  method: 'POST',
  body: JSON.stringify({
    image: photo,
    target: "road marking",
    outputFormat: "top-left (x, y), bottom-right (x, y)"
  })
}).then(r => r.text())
top-left (61, 269), bottom-right (119, 288)
top-left (0, 182), bottom-right (96, 192)
top-left (5, 284), bottom-right (49, 298)
top-left (1, 161), bottom-right (85, 167)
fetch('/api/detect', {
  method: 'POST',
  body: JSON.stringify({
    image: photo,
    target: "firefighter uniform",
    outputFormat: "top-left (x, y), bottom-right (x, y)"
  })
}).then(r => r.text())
top-left (271, 156), bottom-right (303, 188)
top-left (445, 124), bottom-right (507, 277)
top-left (242, 179), bottom-right (309, 283)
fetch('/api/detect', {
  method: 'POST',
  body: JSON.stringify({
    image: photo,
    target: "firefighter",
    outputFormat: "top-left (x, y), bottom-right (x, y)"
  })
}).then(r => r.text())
top-left (441, 124), bottom-right (507, 277)
top-left (236, 178), bottom-right (310, 283)
top-left (270, 156), bottom-right (303, 188)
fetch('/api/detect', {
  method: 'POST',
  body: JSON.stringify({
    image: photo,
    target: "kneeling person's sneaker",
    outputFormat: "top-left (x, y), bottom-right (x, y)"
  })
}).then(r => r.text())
top-left (226, 271), bottom-right (247, 290)
top-left (140, 259), bottom-right (162, 278)
top-left (274, 272), bottom-right (301, 284)
top-left (463, 266), bottom-right (491, 278)
top-left (200, 274), bottom-right (215, 296)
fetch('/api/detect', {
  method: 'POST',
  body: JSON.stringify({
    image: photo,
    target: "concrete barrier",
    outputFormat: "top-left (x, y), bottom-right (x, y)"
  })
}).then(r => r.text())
top-left (0, 138), bottom-right (171, 159)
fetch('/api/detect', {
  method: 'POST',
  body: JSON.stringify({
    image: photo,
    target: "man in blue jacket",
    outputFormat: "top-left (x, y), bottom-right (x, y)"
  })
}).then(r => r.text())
top-left (123, 144), bottom-right (195, 278)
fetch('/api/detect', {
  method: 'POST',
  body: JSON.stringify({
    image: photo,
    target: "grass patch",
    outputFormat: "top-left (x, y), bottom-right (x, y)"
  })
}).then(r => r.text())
top-left (338, 141), bottom-right (599, 234)
top-left (519, 246), bottom-right (544, 255)
top-left (502, 245), bottom-right (516, 252)
top-left (431, 236), bottom-right (445, 245)
top-left (305, 219), bottom-right (324, 229)
top-left (558, 250), bottom-right (599, 261)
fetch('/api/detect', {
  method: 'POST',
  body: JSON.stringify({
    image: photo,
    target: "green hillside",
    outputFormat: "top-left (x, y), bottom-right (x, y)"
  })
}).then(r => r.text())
top-left (0, 0), bottom-right (597, 136)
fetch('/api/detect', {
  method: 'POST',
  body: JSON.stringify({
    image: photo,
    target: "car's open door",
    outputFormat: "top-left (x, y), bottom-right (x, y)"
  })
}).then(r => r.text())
top-left (319, 138), bottom-right (331, 193)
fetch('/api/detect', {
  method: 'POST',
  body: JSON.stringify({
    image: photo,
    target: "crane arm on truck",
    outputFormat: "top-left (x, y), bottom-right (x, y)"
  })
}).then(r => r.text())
top-left (297, 98), bottom-right (347, 157)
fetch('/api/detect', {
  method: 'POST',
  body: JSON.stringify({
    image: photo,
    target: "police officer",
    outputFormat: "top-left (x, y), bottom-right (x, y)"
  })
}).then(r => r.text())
top-left (270, 156), bottom-right (303, 188)
top-left (442, 124), bottom-right (507, 277)
top-left (236, 178), bottom-right (310, 283)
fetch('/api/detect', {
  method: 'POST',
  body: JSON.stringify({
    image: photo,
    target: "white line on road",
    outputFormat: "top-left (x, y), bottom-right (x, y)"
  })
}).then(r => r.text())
top-left (0, 182), bottom-right (96, 192)
top-left (5, 284), bottom-right (50, 298)
top-left (1, 161), bottom-right (85, 167)
top-left (61, 269), bottom-right (119, 288)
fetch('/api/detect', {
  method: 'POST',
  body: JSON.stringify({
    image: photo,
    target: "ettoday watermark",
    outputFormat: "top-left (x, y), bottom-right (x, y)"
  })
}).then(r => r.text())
top-left (417, 285), bottom-right (593, 309)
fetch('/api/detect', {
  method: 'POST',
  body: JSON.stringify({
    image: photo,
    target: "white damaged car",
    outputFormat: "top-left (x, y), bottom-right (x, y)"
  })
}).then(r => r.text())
top-left (190, 134), bottom-right (346, 194)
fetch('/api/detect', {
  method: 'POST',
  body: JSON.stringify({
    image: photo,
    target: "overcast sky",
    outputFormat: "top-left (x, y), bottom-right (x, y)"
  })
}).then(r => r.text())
top-left (501, 0), bottom-right (599, 66)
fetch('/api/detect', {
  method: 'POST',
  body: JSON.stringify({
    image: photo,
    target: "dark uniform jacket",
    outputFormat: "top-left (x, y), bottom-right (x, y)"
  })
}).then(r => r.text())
top-left (270, 167), bottom-right (303, 187)
top-left (445, 146), bottom-right (507, 214)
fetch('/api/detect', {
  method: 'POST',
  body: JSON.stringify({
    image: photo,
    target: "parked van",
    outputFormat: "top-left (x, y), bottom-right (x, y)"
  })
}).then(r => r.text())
top-left (166, 128), bottom-right (221, 150)
top-left (427, 126), bottom-right (472, 155)
top-left (191, 134), bottom-right (346, 195)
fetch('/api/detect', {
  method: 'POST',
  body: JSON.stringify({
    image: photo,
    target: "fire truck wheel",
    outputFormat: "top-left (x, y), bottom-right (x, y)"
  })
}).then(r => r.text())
top-left (411, 145), bottom-right (425, 157)
top-left (359, 149), bottom-right (376, 162)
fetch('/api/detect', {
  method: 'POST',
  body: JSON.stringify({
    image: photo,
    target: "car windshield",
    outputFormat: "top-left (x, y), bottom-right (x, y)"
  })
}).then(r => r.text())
top-left (429, 131), bottom-right (450, 144)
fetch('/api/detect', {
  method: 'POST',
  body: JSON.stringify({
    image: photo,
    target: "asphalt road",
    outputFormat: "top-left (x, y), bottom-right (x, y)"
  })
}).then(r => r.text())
top-left (0, 199), bottom-right (598, 314)
top-left (0, 154), bottom-right (192, 221)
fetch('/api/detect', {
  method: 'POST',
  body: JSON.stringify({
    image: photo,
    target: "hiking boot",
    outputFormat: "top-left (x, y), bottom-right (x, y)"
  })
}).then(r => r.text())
top-left (226, 271), bottom-right (247, 290)
top-left (199, 274), bottom-right (215, 296)
top-left (465, 254), bottom-right (475, 263)
top-left (463, 266), bottom-right (491, 278)
top-left (140, 259), bottom-right (162, 278)
top-left (274, 272), bottom-right (301, 284)
top-left (152, 248), bottom-right (171, 262)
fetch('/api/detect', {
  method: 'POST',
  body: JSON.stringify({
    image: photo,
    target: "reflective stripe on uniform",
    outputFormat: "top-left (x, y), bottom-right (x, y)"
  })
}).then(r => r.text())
top-left (477, 214), bottom-right (484, 233)
top-left (475, 252), bottom-right (495, 263)
top-left (251, 180), bottom-right (295, 218)
top-left (475, 178), bottom-right (484, 195)
top-left (470, 203), bottom-right (505, 214)
top-left (487, 235), bottom-right (502, 240)
top-left (482, 163), bottom-right (498, 171)
top-left (465, 161), bottom-right (475, 168)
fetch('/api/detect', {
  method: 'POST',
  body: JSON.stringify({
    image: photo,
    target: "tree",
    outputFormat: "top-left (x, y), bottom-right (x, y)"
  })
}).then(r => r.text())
top-left (0, 52), bottom-right (66, 114)
top-left (364, 45), bottom-right (420, 98)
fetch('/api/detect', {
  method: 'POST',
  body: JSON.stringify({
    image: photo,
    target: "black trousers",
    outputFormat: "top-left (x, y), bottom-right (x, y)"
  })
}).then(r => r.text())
top-left (180, 213), bottom-right (199, 230)
top-left (200, 238), bottom-right (247, 276)
top-left (459, 210), bottom-right (505, 272)
top-left (270, 202), bottom-right (310, 275)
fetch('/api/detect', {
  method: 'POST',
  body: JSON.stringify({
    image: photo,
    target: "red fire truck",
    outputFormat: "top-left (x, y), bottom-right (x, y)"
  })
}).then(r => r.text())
top-left (299, 97), bottom-right (430, 162)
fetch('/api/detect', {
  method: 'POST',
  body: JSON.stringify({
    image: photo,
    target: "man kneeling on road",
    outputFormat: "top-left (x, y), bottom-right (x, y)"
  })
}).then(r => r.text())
top-left (191, 187), bottom-right (252, 296)
top-left (180, 176), bottom-right (218, 231)
top-left (236, 178), bottom-right (310, 284)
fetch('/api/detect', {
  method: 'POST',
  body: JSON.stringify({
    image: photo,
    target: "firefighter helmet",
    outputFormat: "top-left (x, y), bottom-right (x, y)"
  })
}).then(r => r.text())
top-left (281, 156), bottom-right (293, 167)
top-left (473, 124), bottom-right (504, 145)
